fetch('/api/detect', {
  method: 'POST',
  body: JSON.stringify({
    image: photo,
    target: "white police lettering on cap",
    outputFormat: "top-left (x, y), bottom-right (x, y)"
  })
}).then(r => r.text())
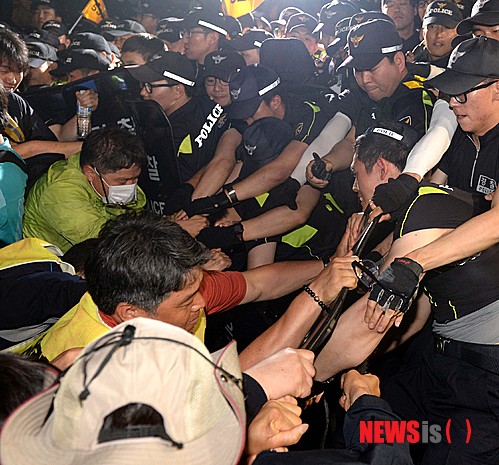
top-left (381, 44), bottom-right (403, 53)
top-left (72, 40), bottom-right (81, 46)
top-left (211, 54), bottom-right (227, 64)
top-left (372, 127), bottom-right (403, 140)
top-left (65, 57), bottom-right (72, 63)
top-left (253, 40), bottom-right (263, 47)
top-left (195, 104), bottom-right (224, 148)
top-left (428, 4), bottom-right (454, 15)
top-left (245, 144), bottom-right (257, 156)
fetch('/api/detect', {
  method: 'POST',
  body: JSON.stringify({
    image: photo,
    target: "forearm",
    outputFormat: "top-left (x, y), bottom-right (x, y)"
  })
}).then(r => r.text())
top-left (314, 296), bottom-right (389, 380)
top-left (406, 206), bottom-right (499, 271)
top-left (291, 114), bottom-right (353, 184)
top-left (14, 140), bottom-right (82, 159)
top-left (49, 116), bottom-right (78, 142)
top-left (246, 260), bottom-right (325, 302)
top-left (403, 99), bottom-right (458, 180)
top-left (192, 129), bottom-right (241, 199)
top-left (321, 129), bottom-right (356, 172)
top-left (242, 186), bottom-right (320, 240)
top-left (239, 290), bottom-right (324, 370)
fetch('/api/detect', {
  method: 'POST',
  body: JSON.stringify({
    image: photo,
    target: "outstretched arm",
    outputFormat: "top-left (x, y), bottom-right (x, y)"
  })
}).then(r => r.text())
top-left (192, 128), bottom-right (242, 199)
top-left (239, 256), bottom-right (358, 370)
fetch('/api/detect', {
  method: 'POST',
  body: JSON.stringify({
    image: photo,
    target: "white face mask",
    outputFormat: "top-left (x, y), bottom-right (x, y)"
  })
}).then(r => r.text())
top-left (93, 168), bottom-right (138, 205)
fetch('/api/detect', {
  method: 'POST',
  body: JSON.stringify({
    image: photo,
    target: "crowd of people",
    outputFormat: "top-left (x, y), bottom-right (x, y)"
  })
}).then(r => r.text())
top-left (0, 0), bottom-right (497, 464)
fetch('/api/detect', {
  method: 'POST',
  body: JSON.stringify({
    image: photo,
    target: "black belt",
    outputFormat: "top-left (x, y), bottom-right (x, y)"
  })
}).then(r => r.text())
top-left (434, 334), bottom-right (499, 374)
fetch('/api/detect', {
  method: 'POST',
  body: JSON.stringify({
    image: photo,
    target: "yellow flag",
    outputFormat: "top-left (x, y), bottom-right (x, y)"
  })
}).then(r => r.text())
top-left (82, 0), bottom-right (108, 24)
top-left (223, 0), bottom-right (265, 18)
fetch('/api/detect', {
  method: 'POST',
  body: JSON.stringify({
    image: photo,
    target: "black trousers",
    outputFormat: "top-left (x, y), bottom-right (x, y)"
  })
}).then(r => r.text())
top-left (381, 335), bottom-right (499, 465)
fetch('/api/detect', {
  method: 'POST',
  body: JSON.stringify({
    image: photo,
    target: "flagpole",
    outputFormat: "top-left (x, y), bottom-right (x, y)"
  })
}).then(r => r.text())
top-left (68, 13), bottom-right (83, 35)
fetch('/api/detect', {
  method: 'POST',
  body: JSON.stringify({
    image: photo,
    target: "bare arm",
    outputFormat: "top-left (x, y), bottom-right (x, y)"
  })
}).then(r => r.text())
top-left (241, 185), bottom-right (320, 240)
top-left (406, 199), bottom-right (499, 271)
top-left (315, 228), bottom-right (446, 380)
top-left (12, 140), bottom-right (82, 159)
top-left (240, 259), bottom-right (325, 305)
top-left (239, 256), bottom-right (358, 370)
top-left (231, 140), bottom-right (308, 201)
top-left (192, 128), bottom-right (242, 199)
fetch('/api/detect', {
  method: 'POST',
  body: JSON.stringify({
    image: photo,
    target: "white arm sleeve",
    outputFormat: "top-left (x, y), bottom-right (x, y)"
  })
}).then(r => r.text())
top-left (291, 111), bottom-right (352, 185)
top-left (403, 99), bottom-right (458, 179)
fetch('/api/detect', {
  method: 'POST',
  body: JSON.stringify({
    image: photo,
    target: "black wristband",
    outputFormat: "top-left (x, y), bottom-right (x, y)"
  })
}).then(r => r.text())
top-left (223, 183), bottom-right (239, 204)
top-left (303, 285), bottom-right (332, 314)
top-left (392, 257), bottom-right (424, 277)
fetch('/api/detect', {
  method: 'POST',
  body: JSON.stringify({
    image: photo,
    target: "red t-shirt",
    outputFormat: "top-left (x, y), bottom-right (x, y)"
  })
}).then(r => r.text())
top-left (200, 270), bottom-right (247, 314)
top-left (99, 269), bottom-right (247, 322)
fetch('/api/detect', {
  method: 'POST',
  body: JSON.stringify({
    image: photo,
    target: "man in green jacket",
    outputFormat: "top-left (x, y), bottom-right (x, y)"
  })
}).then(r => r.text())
top-left (23, 128), bottom-right (147, 252)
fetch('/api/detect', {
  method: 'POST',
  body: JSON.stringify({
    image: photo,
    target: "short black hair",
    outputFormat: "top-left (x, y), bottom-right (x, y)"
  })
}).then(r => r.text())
top-left (62, 238), bottom-right (99, 275)
top-left (0, 82), bottom-right (8, 133)
top-left (79, 127), bottom-right (147, 174)
top-left (0, 29), bottom-right (29, 73)
top-left (0, 353), bottom-right (56, 427)
top-left (85, 211), bottom-right (211, 315)
top-left (121, 33), bottom-right (166, 61)
top-left (355, 121), bottom-right (418, 172)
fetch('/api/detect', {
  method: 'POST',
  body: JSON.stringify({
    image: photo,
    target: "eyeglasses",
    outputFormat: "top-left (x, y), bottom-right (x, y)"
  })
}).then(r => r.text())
top-left (140, 82), bottom-right (177, 93)
top-left (179, 29), bottom-right (211, 39)
top-left (449, 80), bottom-right (498, 104)
top-left (204, 76), bottom-right (229, 87)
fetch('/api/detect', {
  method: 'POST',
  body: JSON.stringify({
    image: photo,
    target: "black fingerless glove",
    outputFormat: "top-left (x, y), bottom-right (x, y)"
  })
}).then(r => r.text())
top-left (369, 257), bottom-right (423, 312)
top-left (196, 222), bottom-right (244, 249)
top-left (372, 174), bottom-right (419, 214)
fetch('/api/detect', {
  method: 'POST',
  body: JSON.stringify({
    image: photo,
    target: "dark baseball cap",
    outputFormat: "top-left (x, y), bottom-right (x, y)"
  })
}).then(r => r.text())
top-left (31, 0), bottom-right (59, 12)
top-left (363, 121), bottom-right (420, 151)
top-left (423, 1), bottom-right (463, 29)
top-left (314, 1), bottom-right (360, 35)
top-left (55, 48), bottom-right (111, 74)
top-left (203, 50), bottom-right (246, 82)
top-left (141, 0), bottom-right (171, 18)
top-left (41, 20), bottom-right (67, 36)
top-left (100, 19), bottom-right (146, 38)
top-left (181, 7), bottom-right (228, 36)
top-left (285, 13), bottom-right (319, 35)
top-left (27, 41), bottom-right (58, 67)
top-left (69, 32), bottom-right (112, 54)
top-left (349, 11), bottom-right (393, 28)
top-left (340, 19), bottom-right (403, 70)
top-left (26, 29), bottom-right (60, 49)
top-left (242, 117), bottom-right (294, 169)
top-left (156, 17), bottom-right (183, 42)
top-left (126, 51), bottom-right (196, 86)
top-left (457, 0), bottom-right (499, 35)
top-left (426, 36), bottom-right (499, 94)
top-left (327, 16), bottom-right (352, 54)
top-left (227, 64), bottom-right (281, 120)
top-left (276, 7), bottom-right (303, 26)
top-left (231, 29), bottom-right (273, 51)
